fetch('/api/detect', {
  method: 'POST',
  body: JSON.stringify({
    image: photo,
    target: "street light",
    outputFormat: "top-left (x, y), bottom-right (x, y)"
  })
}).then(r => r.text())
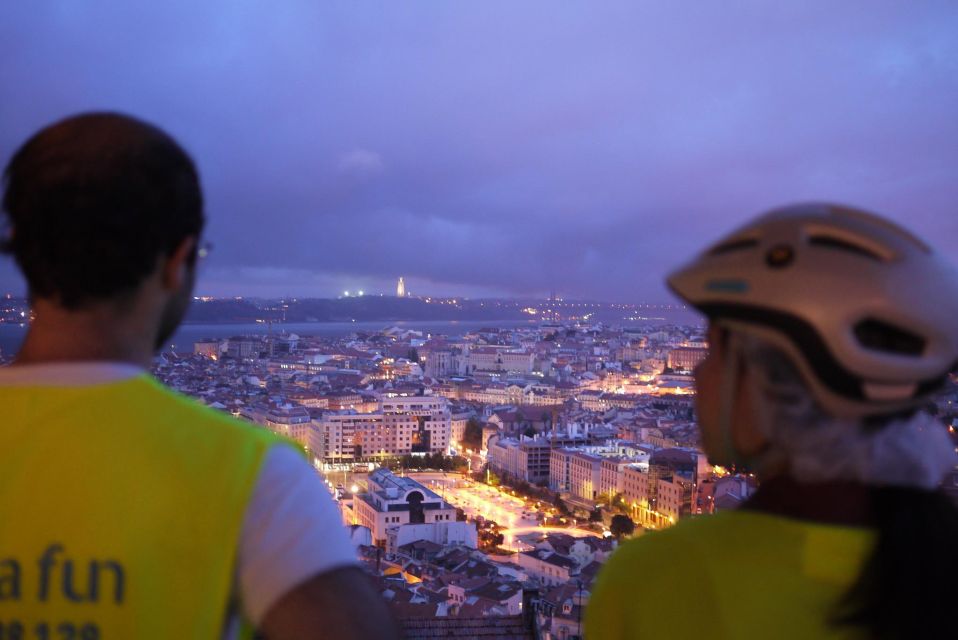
top-left (350, 484), bottom-right (360, 494)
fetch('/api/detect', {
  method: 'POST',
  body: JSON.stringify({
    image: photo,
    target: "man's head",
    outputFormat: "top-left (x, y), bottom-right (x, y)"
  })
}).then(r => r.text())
top-left (2, 112), bottom-right (204, 349)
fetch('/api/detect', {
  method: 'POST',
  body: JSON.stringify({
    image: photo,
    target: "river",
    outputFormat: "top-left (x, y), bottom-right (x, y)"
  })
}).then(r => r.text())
top-left (0, 311), bottom-right (703, 357)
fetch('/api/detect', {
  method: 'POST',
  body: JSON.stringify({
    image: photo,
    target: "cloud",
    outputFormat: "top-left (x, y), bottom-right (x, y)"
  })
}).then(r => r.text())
top-left (1, 2), bottom-right (957, 302)
top-left (338, 148), bottom-right (384, 176)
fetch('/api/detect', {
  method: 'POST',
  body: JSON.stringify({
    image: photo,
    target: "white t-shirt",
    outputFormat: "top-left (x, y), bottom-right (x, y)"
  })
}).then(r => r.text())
top-left (0, 363), bottom-right (360, 637)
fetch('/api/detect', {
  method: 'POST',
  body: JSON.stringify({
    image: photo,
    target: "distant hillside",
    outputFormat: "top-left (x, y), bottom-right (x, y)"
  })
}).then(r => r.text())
top-left (184, 297), bottom-right (538, 324)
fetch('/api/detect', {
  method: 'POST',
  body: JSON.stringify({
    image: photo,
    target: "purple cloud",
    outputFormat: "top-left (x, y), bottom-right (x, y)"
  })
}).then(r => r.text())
top-left (1, 2), bottom-right (956, 302)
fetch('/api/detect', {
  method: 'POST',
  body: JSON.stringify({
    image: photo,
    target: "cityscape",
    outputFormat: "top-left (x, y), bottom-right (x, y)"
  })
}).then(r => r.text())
top-left (5, 284), bottom-right (953, 639)
top-left (3, 3), bottom-right (958, 637)
top-left (171, 304), bottom-right (718, 640)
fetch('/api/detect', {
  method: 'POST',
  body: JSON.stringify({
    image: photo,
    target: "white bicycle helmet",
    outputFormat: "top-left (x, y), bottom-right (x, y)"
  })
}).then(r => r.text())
top-left (667, 202), bottom-right (958, 418)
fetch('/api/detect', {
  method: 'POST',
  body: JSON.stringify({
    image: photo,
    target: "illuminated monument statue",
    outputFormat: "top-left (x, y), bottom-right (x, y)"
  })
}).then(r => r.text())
top-left (397, 277), bottom-right (406, 298)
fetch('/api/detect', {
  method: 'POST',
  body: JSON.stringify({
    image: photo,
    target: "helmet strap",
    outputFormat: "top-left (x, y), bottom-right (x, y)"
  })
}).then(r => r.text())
top-left (717, 331), bottom-right (751, 468)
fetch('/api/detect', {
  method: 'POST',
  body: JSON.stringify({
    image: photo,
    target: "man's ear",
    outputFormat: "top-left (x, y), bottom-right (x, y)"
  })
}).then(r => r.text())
top-left (161, 236), bottom-right (197, 291)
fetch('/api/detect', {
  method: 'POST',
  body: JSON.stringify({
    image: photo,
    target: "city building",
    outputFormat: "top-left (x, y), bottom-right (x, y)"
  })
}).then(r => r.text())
top-left (380, 395), bottom-right (452, 455)
top-left (325, 391), bottom-right (364, 411)
top-left (146, 314), bottom-right (740, 638)
top-left (240, 403), bottom-right (311, 445)
top-left (620, 448), bottom-right (708, 528)
top-left (193, 339), bottom-right (222, 359)
top-left (449, 411), bottom-right (472, 449)
top-left (386, 522), bottom-right (478, 554)
top-left (310, 413), bottom-right (418, 463)
top-left (352, 469), bottom-right (459, 546)
top-left (424, 349), bottom-right (460, 378)
top-left (226, 336), bottom-right (263, 360)
top-left (463, 348), bottom-right (535, 375)
top-left (550, 442), bottom-right (649, 507)
top-left (666, 346), bottom-right (708, 371)
top-left (487, 434), bottom-right (589, 486)
top-left (517, 549), bottom-right (579, 587)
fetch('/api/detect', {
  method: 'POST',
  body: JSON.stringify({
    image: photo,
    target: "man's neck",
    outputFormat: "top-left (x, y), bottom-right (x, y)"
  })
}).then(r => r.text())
top-left (15, 300), bottom-right (158, 369)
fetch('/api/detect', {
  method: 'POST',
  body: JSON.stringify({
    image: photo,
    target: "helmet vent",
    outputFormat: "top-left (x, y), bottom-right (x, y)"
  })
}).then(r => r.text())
top-left (853, 319), bottom-right (925, 356)
top-left (809, 235), bottom-right (884, 261)
top-left (708, 238), bottom-right (759, 256)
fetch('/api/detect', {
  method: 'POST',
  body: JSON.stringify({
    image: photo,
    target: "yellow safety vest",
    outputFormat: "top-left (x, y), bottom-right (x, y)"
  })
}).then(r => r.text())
top-left (586, 509), bottom-right (875, 639)
top-left (0, 374), bottom-right (289, 638)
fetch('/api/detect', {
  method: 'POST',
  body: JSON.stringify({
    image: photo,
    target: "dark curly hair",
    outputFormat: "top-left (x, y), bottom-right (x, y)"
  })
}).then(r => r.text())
top-left (1, 112), bottom-right (204, 308)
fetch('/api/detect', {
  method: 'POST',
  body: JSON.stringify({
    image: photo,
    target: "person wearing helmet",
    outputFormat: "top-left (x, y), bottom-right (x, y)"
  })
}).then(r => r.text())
top-left (586, 203), bottom-right (958, 639)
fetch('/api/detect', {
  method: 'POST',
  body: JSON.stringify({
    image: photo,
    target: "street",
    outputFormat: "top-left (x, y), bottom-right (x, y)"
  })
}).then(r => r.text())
top-left (409, 472), bottom-right (603, 550)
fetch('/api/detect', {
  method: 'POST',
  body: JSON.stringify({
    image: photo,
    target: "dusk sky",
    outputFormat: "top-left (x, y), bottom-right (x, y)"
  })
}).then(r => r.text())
top-left (2, 2), bottom-right (957, 302)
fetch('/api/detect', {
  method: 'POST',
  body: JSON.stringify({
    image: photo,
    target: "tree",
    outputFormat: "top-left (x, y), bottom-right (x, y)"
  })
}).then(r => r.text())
top-left (407, 347), bottom-right (420, 364)
top-left (463, 417), bottom-right (484, 450)
top-left (554, 496), bottom-right (570, 516)
top-left (589, 508), bottom-right (603, 523)
top-left (612, 492), bottom-right (626, 512)
top-left (598, 490), bottom-right (625, 511)
top-left (610, 514), bottom-right (636, 540)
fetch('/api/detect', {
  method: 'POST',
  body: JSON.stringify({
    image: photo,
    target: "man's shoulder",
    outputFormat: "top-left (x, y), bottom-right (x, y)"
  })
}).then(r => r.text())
top-left (128, 376), bottom-right (290, 447)
top-left (135, 375), bottom-right (243, 421)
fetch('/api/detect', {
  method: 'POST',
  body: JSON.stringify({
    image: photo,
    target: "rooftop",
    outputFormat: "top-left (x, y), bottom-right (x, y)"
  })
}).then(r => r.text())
top-left (400, 616), bottom-right (534, 640)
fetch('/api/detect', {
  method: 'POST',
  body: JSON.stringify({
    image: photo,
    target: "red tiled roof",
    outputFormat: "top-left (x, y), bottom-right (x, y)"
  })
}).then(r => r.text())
top-left (400, 616), bottom-right (534, 639)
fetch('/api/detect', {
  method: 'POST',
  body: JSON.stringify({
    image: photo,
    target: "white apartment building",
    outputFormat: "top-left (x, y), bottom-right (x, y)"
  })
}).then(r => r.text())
top-left (310, 395), bottom-right (453, 464)
top-left (599, 456), bottom-right (630, 499)
top-left (487, 436), bottom-right (525, 481)
top-left (380, 395), bottom-right (452, 455)
top-left (550, 448), bottom-right (574, 494)
top-left (568, 451), bottom-right (602, 504)
top-left (550, 443), bottom-right (650, 506)
top-left (309, 413), bottom-right (417, 463)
